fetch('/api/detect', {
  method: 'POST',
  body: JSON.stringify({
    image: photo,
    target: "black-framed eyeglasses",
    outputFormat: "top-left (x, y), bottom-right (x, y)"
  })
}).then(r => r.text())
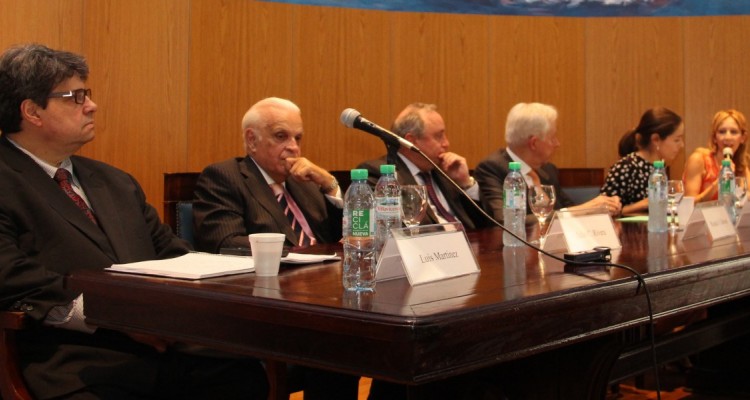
top-left (47, 88), bottom-right (92, 105)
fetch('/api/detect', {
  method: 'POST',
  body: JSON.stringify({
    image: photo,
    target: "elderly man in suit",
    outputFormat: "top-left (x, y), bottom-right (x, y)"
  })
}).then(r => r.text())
top-left (0, 44), bottom-right (268, 399)
top-left (193, 97), bottom-right (359, 400)
top-left (193, 97), bottom-right (343, 252)
top-left (357, 102), bottom-right (487, 230)
top-left (474, 102), bottom-right (622, 223)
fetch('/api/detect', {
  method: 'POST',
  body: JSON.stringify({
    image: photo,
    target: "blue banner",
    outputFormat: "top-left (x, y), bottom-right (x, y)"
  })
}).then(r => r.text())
top-left (261, 0), bottom-right (750, 17)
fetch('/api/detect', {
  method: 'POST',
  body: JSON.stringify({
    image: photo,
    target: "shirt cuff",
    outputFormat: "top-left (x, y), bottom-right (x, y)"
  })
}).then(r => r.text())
top-left (43, 294), bottom-right (96, 334)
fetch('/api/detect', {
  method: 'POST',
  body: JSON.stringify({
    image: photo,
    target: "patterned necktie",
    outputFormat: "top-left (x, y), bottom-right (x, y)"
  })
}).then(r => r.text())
top-left (418, 172), bottom-right (457, 223)
top-left (270, 183), bottom-right (314, 247)
top-left (53, 168), bottom-right (98, 225)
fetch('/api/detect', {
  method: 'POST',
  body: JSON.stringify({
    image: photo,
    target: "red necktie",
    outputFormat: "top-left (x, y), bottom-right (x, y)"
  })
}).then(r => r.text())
top-left (419, 172), bottom-right (457, 223)
top-left (54, 169), bottom-right (98, 225)
top-left (270, 184), bottom-right (313, 246)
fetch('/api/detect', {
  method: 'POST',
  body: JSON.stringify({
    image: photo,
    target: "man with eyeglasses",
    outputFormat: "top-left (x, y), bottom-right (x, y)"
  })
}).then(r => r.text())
top-left (474, 102), bottom-right (622, 223)
top-left (0, 44), bottom-right (268, 399)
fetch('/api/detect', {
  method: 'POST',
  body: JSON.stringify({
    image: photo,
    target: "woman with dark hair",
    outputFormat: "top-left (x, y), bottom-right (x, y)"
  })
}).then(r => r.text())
top-left (601, 107), bottom-right (685, 215)
top-left (683, 109), bottom-right (750, 203)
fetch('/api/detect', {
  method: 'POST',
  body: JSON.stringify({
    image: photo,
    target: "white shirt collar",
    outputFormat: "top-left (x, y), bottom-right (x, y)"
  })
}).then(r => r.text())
top-left (7, 137), bottom-right (74, 179)
top-left (397, 153), bottom-right (425, 180)
top-left (505, 147), bottom-right (534, 175)
top-left (250, 157), bottom-right (282, 187)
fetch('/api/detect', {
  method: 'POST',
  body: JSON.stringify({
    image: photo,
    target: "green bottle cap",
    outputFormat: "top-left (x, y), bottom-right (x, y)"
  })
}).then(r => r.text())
top-left (350, 169), bottom-right (368, 180)
top-left (722, 159), bottom-right (731, 167)
top-left (653, 160), bottom-right (665, 168)
top-left (380, 164), bottom-right (396, 174)
top-left (509, 162), bottom-right (521, 171)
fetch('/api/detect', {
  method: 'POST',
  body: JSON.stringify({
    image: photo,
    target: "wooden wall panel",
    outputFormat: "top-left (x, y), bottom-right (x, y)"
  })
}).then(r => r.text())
top-left (488, 16), bottom-right (586, 167)
top-left (4, 0), bottom-right (750, 218)
top-left (79, 0), bottom-right (189, 208)
top-left (684, 17), bottom-right (750, 159)
top-left (585, 17), bottom-right (685, 176)
top-left (391, 12), bottom-right (491, 166)
top-left (0, 0), bottom-right (83, 52)
top-left (292, 6), bottom-right (392, 171)
top-left (187, 0), bottom-right (297, 172)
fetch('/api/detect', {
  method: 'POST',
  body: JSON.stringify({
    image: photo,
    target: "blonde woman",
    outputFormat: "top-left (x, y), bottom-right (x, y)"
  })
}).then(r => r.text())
top-left (684, 109), bottom-right (750, 203)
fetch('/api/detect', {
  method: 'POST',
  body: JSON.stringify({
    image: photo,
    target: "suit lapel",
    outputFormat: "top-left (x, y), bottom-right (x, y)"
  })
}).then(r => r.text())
top-left (0, 140), bottom-right (117, 260)
top-left (72, 160), bottom-right (118, 260)
top-left (239, 158), bottom-right (297, 244)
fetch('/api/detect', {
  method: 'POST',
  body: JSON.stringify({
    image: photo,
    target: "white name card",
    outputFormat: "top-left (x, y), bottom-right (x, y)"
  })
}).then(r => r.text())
top-left (681, 202), bottom-right (736, 241)
top-left (542, 208), bottom-right (621, 253)
top-left (374, 222), bottom-right (479, 286)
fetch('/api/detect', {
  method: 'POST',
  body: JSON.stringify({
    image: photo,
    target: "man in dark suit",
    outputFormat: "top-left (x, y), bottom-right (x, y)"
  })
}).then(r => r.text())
top-left (193, 97), bottom-right (343, 252)
top-left (193, 97), bottom-right (359, 400)
top-left (0, 44), bottom-right (268, 399)
top-left (475, 102), bottom-right (622, 223)
top-left (357, 103), bottom-right (487, 230)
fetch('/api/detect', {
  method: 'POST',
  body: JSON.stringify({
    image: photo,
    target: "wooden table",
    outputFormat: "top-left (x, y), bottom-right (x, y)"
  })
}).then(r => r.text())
top-left (68, 223), bottom-right (750, 399)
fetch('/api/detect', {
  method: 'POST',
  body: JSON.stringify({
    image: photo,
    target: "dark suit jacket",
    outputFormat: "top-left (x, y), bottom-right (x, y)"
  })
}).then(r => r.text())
top-left (0, 135), bottom-right (191, 398)
top-left (357, 153), bottom-right (488, 230)
top-left (474, 148), bottom-right (574, 223)
top-left (193, 156), bottom-right (343, 252)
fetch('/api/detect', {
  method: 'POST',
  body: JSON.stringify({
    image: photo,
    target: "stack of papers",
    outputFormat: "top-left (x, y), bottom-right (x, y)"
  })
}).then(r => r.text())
top-left (107, 252), bottom-right (341, 280)
top-left (108, 252), bottom-right (253, 280)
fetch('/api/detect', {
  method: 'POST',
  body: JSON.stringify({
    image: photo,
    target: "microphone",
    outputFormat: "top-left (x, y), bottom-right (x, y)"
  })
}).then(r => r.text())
top-left (724, 147), bottom-right (734, 160)
top-left (340, 108), bottom-right (417, 151)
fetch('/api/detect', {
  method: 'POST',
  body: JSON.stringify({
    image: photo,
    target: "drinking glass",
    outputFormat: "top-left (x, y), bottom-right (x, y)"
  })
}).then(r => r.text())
top-left (667, 180), bottom-right (684, 231)
top-left (735, 176), bottom-right (748, 211)
top-left (400, 185), bottom-right (427, 228)
top-left (528, 185), bottom-right (556, 242)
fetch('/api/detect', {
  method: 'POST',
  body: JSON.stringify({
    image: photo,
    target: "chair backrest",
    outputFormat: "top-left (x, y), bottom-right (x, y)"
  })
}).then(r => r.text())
top-left (557, 168), bottom-right (604, 188)
top-left (0, 311), bottom-right (33, 400)
top-left (163, 173), bottom-right (201, 246)
top-left (557, 168), bottom-right (604, 205)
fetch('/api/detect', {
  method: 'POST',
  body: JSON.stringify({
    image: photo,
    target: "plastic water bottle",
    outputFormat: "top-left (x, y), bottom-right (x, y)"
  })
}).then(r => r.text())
top-left (374, 164), bottom-right (401, 258)
top-left (343, 169), bottom-right (376, 291)
top-left (647, 160), bottom-right (668, 233)
top-left (503, 162), bottom-right (526, 247)
top-left (719, 159), bottom-right (736, 223)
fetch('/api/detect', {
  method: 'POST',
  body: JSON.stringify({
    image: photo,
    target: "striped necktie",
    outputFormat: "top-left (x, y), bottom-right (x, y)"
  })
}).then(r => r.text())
top-left (270, 183), bottom-right (314, 247)
top-left (54, 168), bottom-right (98, 225)
top-left (418, 171), bottom-right (457, 223)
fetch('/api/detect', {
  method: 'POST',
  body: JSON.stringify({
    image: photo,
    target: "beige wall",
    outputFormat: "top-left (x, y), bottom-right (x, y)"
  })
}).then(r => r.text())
top-left (2, 0), bottom-right (750, 218)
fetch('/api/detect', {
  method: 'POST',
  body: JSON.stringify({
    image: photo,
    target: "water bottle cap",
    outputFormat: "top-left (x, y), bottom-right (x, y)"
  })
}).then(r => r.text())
top-left (350, 169), bottom-right (368, 180)
top-left (722, 159), bottom-right (731, 167)
top-left (509, 162), bottom-right (521, 171)
top-left (379, 164), bottom-right (396, 174)
top-left (653, 160), bottom-right (665, 168)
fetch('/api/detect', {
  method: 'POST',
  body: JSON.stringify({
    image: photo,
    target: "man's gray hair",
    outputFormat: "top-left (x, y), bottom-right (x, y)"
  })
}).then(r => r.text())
top-left (241, 97), bottom-right (300, 133)
top-left (504, 102), bottom-right (557, 147)
top-left (391, 103), bottom-right (438, 139)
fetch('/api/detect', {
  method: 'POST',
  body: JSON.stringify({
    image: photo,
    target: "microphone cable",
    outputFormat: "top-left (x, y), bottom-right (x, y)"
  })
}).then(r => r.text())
top-left (405, 145), bottom-right (662, 399)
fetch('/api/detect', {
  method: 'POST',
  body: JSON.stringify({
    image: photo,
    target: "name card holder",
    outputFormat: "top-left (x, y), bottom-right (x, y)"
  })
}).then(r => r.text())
top-left (542, 207), bottom-right (621, 253)
top-left (735, 201), bottom-right (750, 229)
top-left (375, 222), bottom-right (479, 286)
top-left (681, 201), bottom-right (736, 241)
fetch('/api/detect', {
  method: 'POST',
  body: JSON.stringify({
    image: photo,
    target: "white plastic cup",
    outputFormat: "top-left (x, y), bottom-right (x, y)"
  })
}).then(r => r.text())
top-left (248, 233), bottom-right (285, 276)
